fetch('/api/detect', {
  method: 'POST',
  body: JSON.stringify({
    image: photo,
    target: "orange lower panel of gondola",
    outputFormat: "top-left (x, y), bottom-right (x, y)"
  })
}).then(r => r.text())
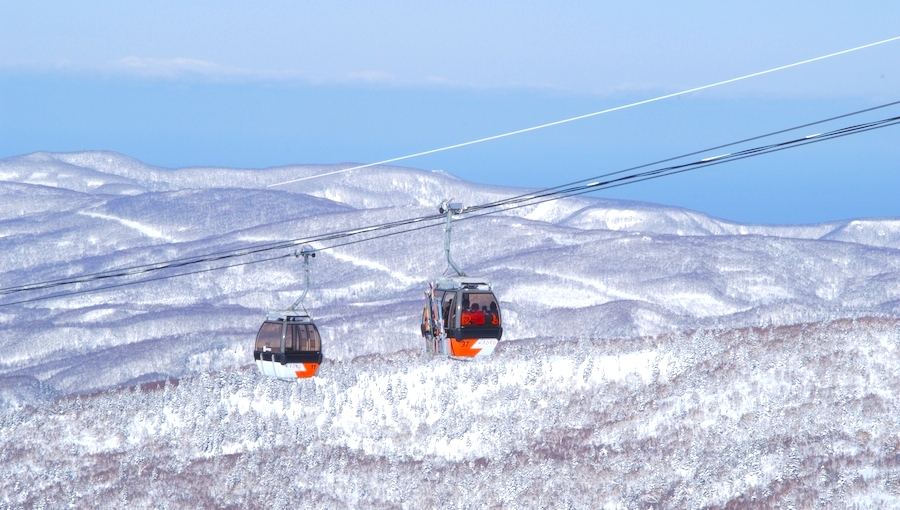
top-left (255, 358), bottom-right (321, 381)
top-left (449, 338), bottom-right (498, 358)
top-left (294, 363), bottom-right (319, 378)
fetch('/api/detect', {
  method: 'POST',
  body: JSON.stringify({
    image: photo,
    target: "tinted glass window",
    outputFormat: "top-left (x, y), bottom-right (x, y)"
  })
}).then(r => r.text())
top-left (460, 292), bottom-right (501, 328)
top-left (291, 324), bottom-right (319, 351)
top-left (305, 325), bottom-right (321, 351)
top-left (255, 322), bottom-right (283, 351)
top-left (285, 324), bottom-right (321, 352)
top-left (442, 292), bottom-right (455, 328)
top-left (284, 324), bottom-right (293, 352)
top-left (299, 324), bottom-right (308, 350)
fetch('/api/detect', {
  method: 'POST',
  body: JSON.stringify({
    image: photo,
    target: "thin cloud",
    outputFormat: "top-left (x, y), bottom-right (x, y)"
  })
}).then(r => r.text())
top-left (345, 70), bottom-right (397, 83)
top-left (3, 57), bottom-right (425, 87)
top-left (590, 81), bottom-right (671, 97)
top-left (0, 57), bottom-right (309, 83)
top-left (112, 57), bottom-right (294, 81)
top-left (0, 56), bottom-right (674, 95)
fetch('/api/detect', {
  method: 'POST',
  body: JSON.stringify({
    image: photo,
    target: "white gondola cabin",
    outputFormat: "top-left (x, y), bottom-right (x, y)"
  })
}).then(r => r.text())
top-left (254, 311), bottom-right (322, 380)
top-left (254, 245), bottom-right (323, 380)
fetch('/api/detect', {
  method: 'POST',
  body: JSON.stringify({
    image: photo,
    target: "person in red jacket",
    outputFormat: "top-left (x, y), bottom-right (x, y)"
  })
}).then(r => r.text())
top-left (469, 303), bottom-right (486, 325)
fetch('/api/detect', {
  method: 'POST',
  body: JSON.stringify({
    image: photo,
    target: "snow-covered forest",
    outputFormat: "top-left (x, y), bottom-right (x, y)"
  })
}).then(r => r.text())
top-left (2, 151), bottom-right (900, 507)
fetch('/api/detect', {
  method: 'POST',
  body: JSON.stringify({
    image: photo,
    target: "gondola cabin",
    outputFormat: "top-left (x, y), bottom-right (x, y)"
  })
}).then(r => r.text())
top-left (422, 277), bottom-right (502, 358)
top-left (254, 311), bottom-right (323, 380)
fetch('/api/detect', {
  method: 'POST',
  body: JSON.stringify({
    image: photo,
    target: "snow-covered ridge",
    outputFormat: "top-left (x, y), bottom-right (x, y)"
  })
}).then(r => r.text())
top-left (2, 150), bottom-right (900, 506)
top-left (0, 149), bottom-right (898, 396)
top-left (4, 150), bottom-right (900, 247)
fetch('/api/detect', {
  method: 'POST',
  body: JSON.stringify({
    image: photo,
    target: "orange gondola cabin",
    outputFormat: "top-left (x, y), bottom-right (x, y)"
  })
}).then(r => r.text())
top-left (421, 200), bottom-right (503, 359)
top-left (422, 277), bottom-right (502, 358)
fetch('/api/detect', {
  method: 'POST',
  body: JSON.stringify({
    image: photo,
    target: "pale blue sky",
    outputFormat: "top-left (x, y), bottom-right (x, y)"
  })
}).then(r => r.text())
top-left (1, 1), bottom-right (899, 224)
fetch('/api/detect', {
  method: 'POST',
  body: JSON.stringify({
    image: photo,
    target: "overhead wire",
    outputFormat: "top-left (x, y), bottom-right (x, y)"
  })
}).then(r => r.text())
top-left (0, 252), bottom-right (297, 307)
top-left (267, 35), bottom-right (900, 187)
top-left (17, 108), bottom-right (884, 299)
top-left (6, 98), bottom-right (895, 298)
top-left (464, 99), bottom-right (900, 214)
top-left (460, 114), bottom-right (900, 217)
top-left (2, 104), bottom-right (899, 306)
top-left (0, 220), bottom-right (449, 307)
top-left (0, 212), bottom-right (447, 295)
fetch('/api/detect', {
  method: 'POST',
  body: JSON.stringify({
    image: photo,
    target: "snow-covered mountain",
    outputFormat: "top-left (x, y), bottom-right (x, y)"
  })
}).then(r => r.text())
top-left (2, 151), bottom-right (899, 507)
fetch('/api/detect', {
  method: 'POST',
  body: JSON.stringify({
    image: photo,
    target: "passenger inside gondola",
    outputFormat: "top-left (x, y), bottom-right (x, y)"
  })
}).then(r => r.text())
top-left (488, 302), bottom-right (500, 325)
top-left (470, 303), bottom-right (485, 325)
top-left (460, 293), bottom-right (499, 328)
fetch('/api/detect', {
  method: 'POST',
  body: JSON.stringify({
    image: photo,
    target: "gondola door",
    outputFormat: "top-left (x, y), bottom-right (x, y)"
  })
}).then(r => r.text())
top-left (445, 289), bottom-right (502, 358)
top-left (422, 279), bottom-right (503, 359)
top-left (254, 321), bottom-right (283, 379)
top-left (286, 321), bottom-right (322, 378)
